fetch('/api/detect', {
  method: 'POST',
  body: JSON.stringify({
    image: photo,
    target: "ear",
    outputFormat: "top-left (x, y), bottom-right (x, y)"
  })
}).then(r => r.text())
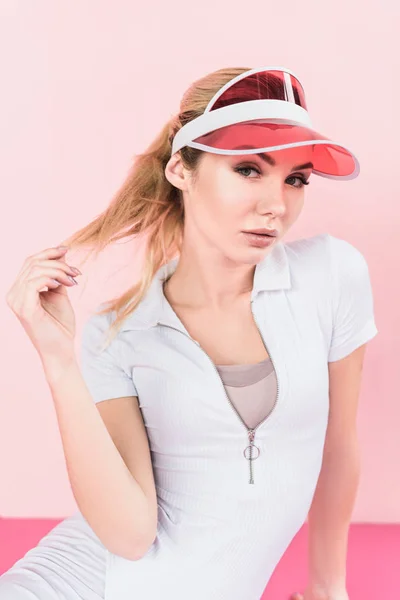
top-left (164, 152), bottom-right (190, 191)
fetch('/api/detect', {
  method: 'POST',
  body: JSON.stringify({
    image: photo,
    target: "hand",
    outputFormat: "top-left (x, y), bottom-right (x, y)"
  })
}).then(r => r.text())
top-left (6, 245), bottom-right (81, 364)
top-left (290, 584), bottom-right (349, 600)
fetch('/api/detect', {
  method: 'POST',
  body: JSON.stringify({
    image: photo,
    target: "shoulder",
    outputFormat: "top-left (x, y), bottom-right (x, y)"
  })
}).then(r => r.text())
top-left (79, 304), bottom-right (139, 401)
top-left (282, 232), bottom-right (331, 290)
top-left (284, 231), bottom-right (330, 260)
top-left (325, 234), bottom-right (370, 273)
top-left (323, 235), bottom-right (374, 309)
top-left (81, 303), bottom-right (120, 355)
top-left (283, 232), bottom-right (368, 281)
top-left (81, 303), bottom-right (142, 363)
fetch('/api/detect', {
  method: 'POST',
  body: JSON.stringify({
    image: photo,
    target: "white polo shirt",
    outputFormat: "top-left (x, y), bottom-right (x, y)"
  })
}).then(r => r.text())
top-left (79, 232), bottom-right (378, 600)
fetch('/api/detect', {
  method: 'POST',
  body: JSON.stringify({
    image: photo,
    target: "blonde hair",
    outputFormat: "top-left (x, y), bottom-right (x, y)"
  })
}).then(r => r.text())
top-left (61, 67), bottom-right (251, 348)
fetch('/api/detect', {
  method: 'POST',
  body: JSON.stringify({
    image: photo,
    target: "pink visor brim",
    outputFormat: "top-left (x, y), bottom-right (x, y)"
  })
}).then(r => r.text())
top-left (191, 121), bottom-right (358, 178)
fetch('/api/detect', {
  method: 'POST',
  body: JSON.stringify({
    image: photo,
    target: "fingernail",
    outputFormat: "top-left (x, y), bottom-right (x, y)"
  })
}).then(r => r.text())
top-left (68, 275), bottom-right (78, 285)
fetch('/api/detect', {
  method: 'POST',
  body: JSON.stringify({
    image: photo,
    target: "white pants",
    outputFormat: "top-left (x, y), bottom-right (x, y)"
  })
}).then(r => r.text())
top-left (0, 511), bottom-right (107, 599)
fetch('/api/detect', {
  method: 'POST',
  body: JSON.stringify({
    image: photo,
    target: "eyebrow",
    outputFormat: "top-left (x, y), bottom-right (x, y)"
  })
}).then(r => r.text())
top-left (233, 147), bottom-right (314, 171)
top-left (257, 153), bottom-right (314, 171)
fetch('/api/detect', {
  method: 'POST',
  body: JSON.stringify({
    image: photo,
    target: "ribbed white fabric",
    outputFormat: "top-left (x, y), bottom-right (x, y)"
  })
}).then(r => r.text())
top-left (74, 233), bottom-right (378, 600)
top-left (73, 232), bottom-right (379, 600)
top-left (0, 511), bottom-right (106, 599)
top-left (72, 234), bottom-right (380, 599)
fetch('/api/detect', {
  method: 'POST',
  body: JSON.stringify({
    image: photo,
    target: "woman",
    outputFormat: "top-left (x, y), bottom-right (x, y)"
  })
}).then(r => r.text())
top-left (2, 67), bottom-right (378, 600)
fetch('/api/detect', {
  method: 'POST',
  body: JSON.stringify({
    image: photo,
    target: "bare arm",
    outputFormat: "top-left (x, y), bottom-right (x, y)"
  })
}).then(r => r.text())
top-left (305, 344), bottom-right (367, 595)
top-left (5, 244), bottom-right (156, 561)
top-left (43, 356), bottom-right (156, 561)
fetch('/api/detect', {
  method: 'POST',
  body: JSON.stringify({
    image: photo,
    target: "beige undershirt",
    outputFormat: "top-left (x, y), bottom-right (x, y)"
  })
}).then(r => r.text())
top-left (214, 357), bottom-right (278, 429)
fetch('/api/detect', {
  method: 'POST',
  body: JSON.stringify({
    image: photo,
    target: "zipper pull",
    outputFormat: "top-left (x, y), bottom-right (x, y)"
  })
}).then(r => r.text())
top-left (244, 429), bottom-right (261, 484)
top-left (246, 429), bottom-right (261, 459)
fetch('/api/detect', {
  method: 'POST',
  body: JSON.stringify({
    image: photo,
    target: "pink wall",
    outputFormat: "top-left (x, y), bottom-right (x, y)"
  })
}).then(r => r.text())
top-left (0, 2), bottom-right (396, 521)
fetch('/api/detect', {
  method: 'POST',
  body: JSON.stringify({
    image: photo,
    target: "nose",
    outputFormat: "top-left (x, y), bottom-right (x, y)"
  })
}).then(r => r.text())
top-left (256, 185), bottom-right (287, 218)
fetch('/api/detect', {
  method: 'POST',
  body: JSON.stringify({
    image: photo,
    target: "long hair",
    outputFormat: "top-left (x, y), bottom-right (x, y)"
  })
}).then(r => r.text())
top-left (61, 67), bottom-right (252, 348)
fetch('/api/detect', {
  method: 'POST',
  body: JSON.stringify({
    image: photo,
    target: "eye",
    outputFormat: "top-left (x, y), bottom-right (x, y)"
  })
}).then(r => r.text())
top-left (234, 165), bottom-right (261, 178)
top-left (234, 165), bottom-right (311, 188)
top-left (286, 175), bottom-right (311, 189)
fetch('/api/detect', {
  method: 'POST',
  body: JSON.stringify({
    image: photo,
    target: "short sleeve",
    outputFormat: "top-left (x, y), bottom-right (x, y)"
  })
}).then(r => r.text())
top-left (327, 235), bottom-right (378, 362)
top-left (79, 309), bottom-right (138, 403)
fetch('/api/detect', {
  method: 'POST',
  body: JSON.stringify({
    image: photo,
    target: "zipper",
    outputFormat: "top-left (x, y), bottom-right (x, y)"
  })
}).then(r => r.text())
top-left (156, 299), bottom-right (280, 485)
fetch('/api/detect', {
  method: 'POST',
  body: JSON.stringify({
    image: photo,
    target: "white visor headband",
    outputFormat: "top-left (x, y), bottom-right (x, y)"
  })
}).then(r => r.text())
top-left (170, 66), bottom-right (360, 181)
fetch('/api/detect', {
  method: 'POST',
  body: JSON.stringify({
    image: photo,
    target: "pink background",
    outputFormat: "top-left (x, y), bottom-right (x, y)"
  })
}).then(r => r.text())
top-left (0, 2), bottom-right (397, 522)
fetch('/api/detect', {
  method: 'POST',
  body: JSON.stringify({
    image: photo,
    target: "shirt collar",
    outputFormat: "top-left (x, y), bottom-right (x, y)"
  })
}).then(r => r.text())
top-left (119, 240), bottom-right (291, 332)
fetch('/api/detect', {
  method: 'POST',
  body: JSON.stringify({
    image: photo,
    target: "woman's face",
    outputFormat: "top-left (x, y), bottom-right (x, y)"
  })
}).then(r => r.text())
top-left (166, 145), bottom-right (314, 263)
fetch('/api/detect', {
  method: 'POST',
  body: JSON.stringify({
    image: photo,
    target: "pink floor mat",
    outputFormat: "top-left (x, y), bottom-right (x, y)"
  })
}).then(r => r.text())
top-left (1, 518), bottom-right (399, 599)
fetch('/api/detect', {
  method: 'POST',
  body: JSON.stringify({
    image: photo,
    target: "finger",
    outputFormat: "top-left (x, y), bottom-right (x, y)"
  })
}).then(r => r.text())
top-left (12, 272), bottom-right (77, 320)
top-left (19, 258), bottom-right (81, 283)
top-left (26, 267), bottom-right (78, 288)
top-left (38, 278), bottom-right (65, 293)
top-left (17, 246), bottom-right (70, 280)
top-left (6, 247), bottom-right (71, 309)
top-left (12, 260), bottom-right (80, 305)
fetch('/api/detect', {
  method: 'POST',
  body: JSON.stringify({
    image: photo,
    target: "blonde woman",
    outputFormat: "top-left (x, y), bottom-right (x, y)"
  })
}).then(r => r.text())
top-left (2, 67), bottom-right (378, 600)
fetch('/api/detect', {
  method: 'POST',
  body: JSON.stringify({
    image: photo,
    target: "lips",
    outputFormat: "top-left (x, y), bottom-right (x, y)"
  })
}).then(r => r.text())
top-left (244, 229), bottom-right (278, 237)
top-left (242, 231), bottom-right (277, 247)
